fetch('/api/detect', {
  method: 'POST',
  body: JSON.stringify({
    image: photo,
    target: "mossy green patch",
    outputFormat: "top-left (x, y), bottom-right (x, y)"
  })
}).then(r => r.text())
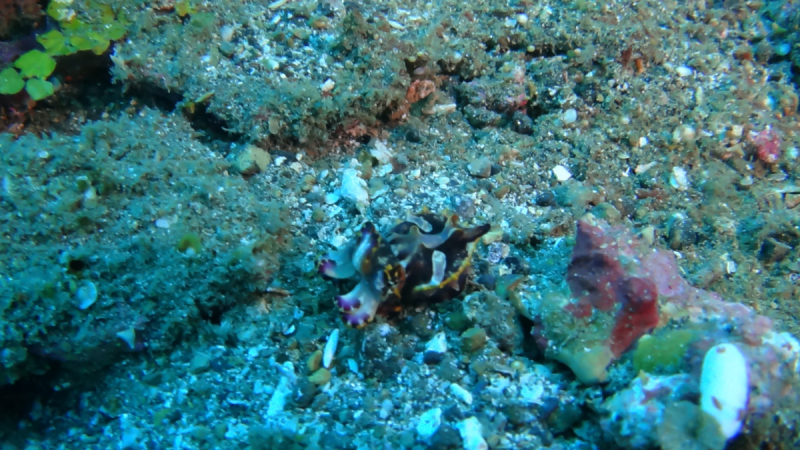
top-left (14, 50), bottom-right (57, 79)
top-left (632, 329), bottom-right (696, 373)
top-left (37, 30), bottom-right (68, 56)
top-left (25, 78), bottom-right (55, 101)
top-left (0, 68), bottom-right (25, 95)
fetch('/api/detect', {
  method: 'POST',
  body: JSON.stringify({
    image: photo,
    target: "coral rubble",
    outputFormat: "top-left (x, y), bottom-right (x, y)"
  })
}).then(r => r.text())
top-left (319, 213), bottom-right (490, 327)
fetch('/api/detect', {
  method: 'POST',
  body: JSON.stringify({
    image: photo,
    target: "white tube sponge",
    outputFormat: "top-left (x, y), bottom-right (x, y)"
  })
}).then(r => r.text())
top-left (700, 343), bottom-right (749, 440)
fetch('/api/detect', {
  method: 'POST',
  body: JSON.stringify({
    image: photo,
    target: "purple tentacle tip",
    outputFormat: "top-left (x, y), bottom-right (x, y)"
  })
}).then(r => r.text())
top-left (342, 310), bottom-right (373, 328)
top-left (336, 293), bottom-right (362, 312)
top-left (318, 259), bottom-right (334, 276)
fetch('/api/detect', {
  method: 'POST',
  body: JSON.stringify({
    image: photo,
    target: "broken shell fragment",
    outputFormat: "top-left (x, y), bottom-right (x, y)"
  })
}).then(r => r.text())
top-left (323, 328), bottom-right (339, 369)
top-left (76, 281), bottom-right (98, 310)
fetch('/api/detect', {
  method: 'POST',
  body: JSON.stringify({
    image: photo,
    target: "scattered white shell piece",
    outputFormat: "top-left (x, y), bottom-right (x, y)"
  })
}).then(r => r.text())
top-left (340, 168), bottom-right (370, 208)
top-left (116, 328), bottom-right (136, 349)
top-left (700, 343), bottom-right (749, 440)
top-left (325, 192), bottom-right (340, 205)
top-left (267, 362), bottom-right (296, 417)
top-left (432, 103), bottom-right (457, 115)
top-left (370, 140), bottom-right (394, 164)
top-left (416, 407), bottom-right (442, 440)
top-left (347, 358), bottom-right (359, 374)
top-left (76, 281), bottom-right (98, 309)
top-left (456, 417), bottom-right (488, 450)
top-left (672, 124), bottom-right (696, 143)
top-left (320, 79), bottom-right (335, 93)
top-left (323, 328), bottom-right (339, 369)
top-left (220, 25), bottom-right (235, 42)
top-left (676, 65), bottom-right (693, 77)
top-left (387, 19), bottom-right (405, 30)
top-left (670, 166), bottom-right (690, 190)
top-left (562, 108), bottom-right (577, 124)
top-left (450, 383), bottom-right (473, 405)
top-left (426, 332), bottom-right (448, 354)
top-left (552, 165), bottom-right (572, 181)
top-left (635, 162), bottom-right (657, 174)
top-left (268, 0), bottom-right (289, 9)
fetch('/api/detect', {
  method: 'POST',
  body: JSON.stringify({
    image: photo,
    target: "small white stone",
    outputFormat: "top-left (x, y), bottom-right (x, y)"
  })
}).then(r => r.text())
top-left (323, 328), bottom-right (339, 369)
top-left (672, 125), bottom-right (696, 143)
top-left (450, 383), bottom-right (473, 405)
top-left (432, 103), bottom-right (457, 115)
top-left (670, 166), bottom-right (690, 190)
top-left (320, 79), bottom-right (335, 93)
top-left (517, 13), bottom-right (528, 25)
top-left (325, 192), bottom-right (340, 204)
top-left (155, 218), bottom-right (171, 229)
top-left (220, 25), bottom-right (235, 42)
top-left (456, 417), bottom-right (487, 450)
top-left (552, 165), bottom-right (572, 181)
top-left (379, 399), bottom-right (394, 419)
top-left (274, 156), bottom-right (287, 167)
top-left (426, 332), bottom-right (447, 354)
top-left (562, 108), bottom-right (578, 124)
top-left (76, 281), bottom-right (98, 309)
top-left (676, 65), bottom-right (693, 77)
top-left (416, 408), bottom-right (442, 440)
top-left (638, 136), bottom-right (648, 147)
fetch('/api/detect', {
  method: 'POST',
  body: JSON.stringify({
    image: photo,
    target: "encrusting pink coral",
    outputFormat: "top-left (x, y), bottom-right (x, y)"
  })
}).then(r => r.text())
top-left (566, 218), bottom-right (660, 358)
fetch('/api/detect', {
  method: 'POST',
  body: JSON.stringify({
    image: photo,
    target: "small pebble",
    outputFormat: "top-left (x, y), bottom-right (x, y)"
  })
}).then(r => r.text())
top-left (307, 350), bottom-right (323, 373)
top-left (467, 157), bottom-right (493, 178)
top-left (450, 383), bottom-right (473, 405)
top-left (190, 353), bottom-right (212, 374)
top-left (456, 417), bottom-right (488, 450)
top-left (417, 408), bottom-right (443, 440)
top-left (535, 191), bottom-right (556, 207)
top-left (670, 166), bottom-right (690, 190)
top-left (379, 399), bottom-right (394, 419)
top-left (308, 368), bottom-right (331, 386)
top-left (552, 165), bottom-right (572, 182)
top-left (562, 108), bottom-right (577, 124)
top-left (676, 65), bottom-right (693, 77)
top-left (461, 328), bottom-right (487, 353)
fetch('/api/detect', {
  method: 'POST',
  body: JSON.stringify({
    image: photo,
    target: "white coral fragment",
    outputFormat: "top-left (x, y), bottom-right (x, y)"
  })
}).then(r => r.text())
top-left (339, 168), bottom-right (369, 208)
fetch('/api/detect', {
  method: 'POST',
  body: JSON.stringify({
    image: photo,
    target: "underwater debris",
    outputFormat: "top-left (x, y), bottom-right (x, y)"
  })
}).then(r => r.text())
top-left (319, 213), bottom-right (490, 328)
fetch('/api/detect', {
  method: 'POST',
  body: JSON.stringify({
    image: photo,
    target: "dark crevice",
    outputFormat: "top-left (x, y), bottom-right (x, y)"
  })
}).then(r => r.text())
top-left (0, 365), bottom-right (62, 429)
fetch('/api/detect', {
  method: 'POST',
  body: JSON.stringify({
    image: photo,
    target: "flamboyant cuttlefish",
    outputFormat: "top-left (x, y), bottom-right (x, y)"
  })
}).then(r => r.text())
top-left (319, 212), bottom-right (490, 327)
